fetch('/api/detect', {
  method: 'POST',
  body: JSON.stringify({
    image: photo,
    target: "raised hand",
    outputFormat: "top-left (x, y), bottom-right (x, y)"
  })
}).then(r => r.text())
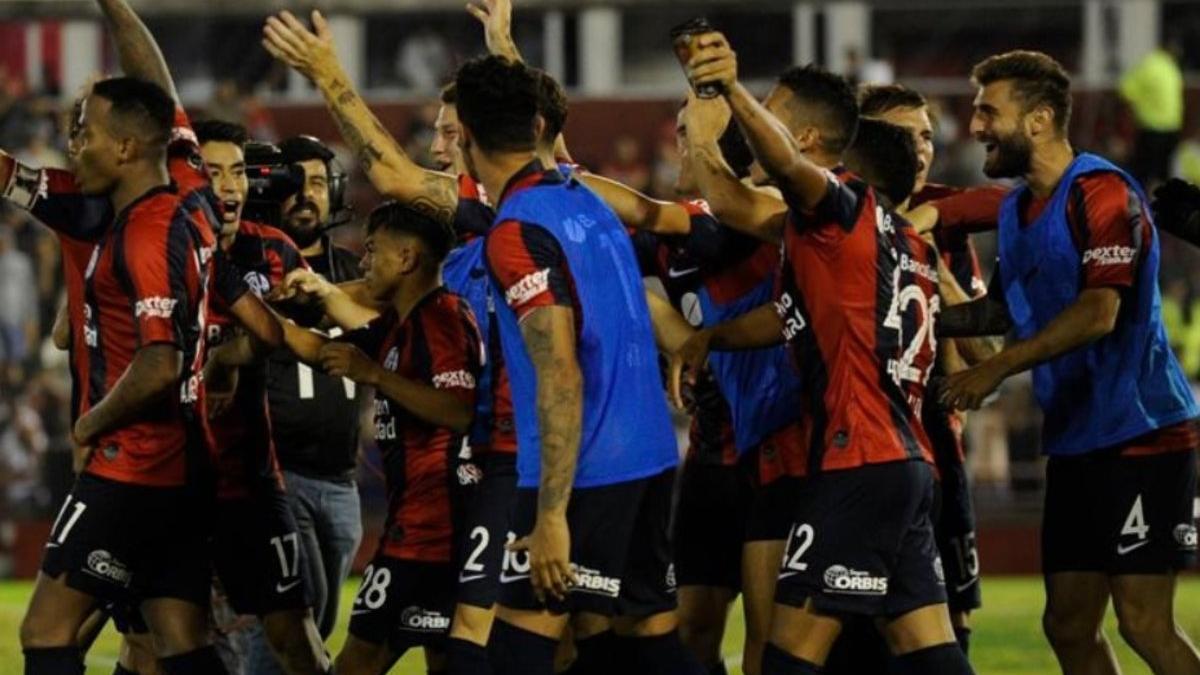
top-left (263, 10), bottom-right (340, 84)
top-left (682, 88), bottom-right (732, 148)
top-left (685, 32), bottom-right (738, 96)
top-left (466, 0), bottom-right (521, 61)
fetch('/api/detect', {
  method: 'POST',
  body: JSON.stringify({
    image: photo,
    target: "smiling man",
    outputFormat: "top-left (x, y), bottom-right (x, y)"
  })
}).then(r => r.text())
top-left (939, 50), bottom-right (1200, 675)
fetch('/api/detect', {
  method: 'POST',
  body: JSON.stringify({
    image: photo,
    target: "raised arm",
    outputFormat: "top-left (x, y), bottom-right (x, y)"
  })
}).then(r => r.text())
top-left (263, 10), bottom-right (458, 225)
top-left (683, 93), bottom-right (787, 243)
top-left (579, 174), bottom-right (692, 235)
top-left (467, 0), bottom-right (523, 62)
top-left (687, 35), bottom-right (830, 214)
top-left (96, 0), bottom-right (178, 102)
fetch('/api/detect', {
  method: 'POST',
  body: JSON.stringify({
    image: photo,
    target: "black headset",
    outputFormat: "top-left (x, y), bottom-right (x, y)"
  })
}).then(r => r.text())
top-left (277, 135), bottom-right (350, 226)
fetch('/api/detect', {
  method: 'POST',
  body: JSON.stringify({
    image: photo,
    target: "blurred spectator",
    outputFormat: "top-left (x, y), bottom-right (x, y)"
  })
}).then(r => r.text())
top-left (14, 116), bottom-right (66, 169)
top-left (1118, 37), bottom-right (1184, 188)
top-left (0, 230), bottom-right (38, 376)
top-left (649, 117), bottom-right (680, 199)
top-left (208, 79), bottom-right (245, 125)
top-left (600, 135), bottom-right (651, 194)
top-left (208, 80), bottom-right (278, 142)
top-left (0, 391), bottom-right (49, 518)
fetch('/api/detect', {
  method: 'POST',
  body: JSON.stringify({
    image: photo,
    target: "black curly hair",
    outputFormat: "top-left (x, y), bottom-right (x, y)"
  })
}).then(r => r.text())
top-left (454, 55), bottom-right (540, 153)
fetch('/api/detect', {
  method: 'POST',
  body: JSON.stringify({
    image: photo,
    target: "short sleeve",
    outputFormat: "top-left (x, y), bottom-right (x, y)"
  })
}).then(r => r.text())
top-left (423, 299), bottom-right (484, 406)
top-left (791, 171), bottom-right (864, 235)
top-left (3, 159), bottom-right (111, 242)
top-left (1070, 173), bottom-right (1146, 290)
top-left (123, 213), bottom-right (193, 347)
top-left (486, 220), bottom-right (575, 321)
top-left (211, 249), bottom-right (251, 308)
top-left (337, 314), bottom-right (389, 359)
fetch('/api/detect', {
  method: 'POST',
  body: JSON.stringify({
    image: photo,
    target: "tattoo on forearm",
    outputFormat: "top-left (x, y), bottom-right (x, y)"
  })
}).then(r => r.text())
top-left (522, 310), bottom-right (582, 515)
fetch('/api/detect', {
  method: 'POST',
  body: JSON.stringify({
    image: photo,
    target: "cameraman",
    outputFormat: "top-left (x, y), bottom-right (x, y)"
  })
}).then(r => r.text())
top-left (250, 136), bottom-right (366, 671)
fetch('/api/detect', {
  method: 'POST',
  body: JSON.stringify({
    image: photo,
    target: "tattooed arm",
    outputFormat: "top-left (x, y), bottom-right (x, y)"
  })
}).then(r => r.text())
top-left (96, 0), bottom-right (179, 102)
top-left (263, 10), bottom-right (458, 225)
top-left (517, 305), bottom-right (582, 600)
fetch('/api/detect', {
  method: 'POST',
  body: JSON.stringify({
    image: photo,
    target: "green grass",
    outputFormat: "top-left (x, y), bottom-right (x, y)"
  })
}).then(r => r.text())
top-left (2, 576), bottom-right (1198, 673)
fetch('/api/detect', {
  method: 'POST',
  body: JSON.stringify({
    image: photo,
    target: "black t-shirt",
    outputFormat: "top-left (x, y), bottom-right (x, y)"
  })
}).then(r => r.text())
top-left (266, 241), bottom-right (365, 481)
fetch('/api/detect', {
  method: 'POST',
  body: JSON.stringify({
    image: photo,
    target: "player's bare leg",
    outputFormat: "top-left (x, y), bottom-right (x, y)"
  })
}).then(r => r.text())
top-left (1111, 574), bottom-right (1200, 674)
top-left (764, 599), bottom-right (844, 666)
top-left (741, 540), bottom-right (784, 675)
top-left (120, 632), bottom-right (163, 675)
top-left (1043, 572), bottom-right (1120, 675)
top-left (450, 603), bottom-right (496, 648)
top-left (332, 634), bottom-right (401, 675)
top-left (75, 607), bottom-right (109, 655)
top-left (677, 585), bottom-right (736, 670)
top-left (260, 608), bottom-right (330, 675)
top-left (20, 571), bottom-right (98, 672)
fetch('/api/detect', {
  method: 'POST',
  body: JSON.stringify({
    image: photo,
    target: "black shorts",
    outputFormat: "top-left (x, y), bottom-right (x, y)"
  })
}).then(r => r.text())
top-left (213, 487), bottom-right (311, 616)
top-left (456, 453), bottom-right (519, 609)
top-left (348, 555), bottom-right (456, 654)
top-left (500, 468), bottom-right (677, 618)
top-left (746, 474), bottom-right (805, 543)
top-left (933, 460), bottom-right (981, 613)
top-left (673, 457), bottom-right (755, 590)
top-left (40, 473), bottom-right (211, 609)
top-left (1043, 448), bottom-right (1198, 575)
top-left (774, 461), bottom-right (946, 618)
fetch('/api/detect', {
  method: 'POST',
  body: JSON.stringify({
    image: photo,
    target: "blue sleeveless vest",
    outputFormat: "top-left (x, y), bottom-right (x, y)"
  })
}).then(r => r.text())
top-left (998, 152), bottom-right (1197, 455)
top-left (697, 270), bottom-right (804, 452)
top-left (443, 238), bottom-right (495, 451)
top-left (491, 175), bottom-right (679, 488)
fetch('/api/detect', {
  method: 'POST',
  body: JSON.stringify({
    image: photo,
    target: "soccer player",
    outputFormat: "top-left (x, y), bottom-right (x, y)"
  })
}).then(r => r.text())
top-left (673, 65), bottom-right (858, 675)
top-left (579, 101), bottom-right (807, 675)
top-left (859, 83), bottom-right (1002, 655)
top-left (939, 50), bottom-right (1200, 674)
top-left (277, 201), bottom-right (482, 675)
top-left (452, 55), bottom-right (693, 675)
top-left (681, 32), bottom-right (974, 674)
top-left (193, 119), bottom-right (333, 675)
top-left (14, 76), bottom-right (225, 675)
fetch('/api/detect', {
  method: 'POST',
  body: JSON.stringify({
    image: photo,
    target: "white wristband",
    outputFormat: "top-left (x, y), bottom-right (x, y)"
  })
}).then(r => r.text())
top-left (2, 160), bottom-right (45, 211)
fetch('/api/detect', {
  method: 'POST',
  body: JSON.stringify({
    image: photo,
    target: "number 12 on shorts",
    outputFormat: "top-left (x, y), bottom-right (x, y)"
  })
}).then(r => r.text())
top-left (782, 523), bottom-right (815, 574)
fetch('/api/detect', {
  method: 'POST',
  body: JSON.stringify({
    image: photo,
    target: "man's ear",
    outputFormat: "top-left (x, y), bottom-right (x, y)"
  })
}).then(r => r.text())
top-left (796, 126), bottom-right (820, 154)
top-left (1026, 105), bottom-right (1054, 140)
top-left (115, 137), bottom-right (136, 165)
top-left (533, 115), bottom-right (547, 144)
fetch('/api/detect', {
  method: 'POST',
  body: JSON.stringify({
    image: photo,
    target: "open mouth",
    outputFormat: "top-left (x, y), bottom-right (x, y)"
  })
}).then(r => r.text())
top-left (221, 200), bottom-right (241, 223)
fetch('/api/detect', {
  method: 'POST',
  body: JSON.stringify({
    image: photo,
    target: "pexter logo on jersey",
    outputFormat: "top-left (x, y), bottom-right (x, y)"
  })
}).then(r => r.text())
top-left (134, 296), bottom-right (178, 320)
top-left (1082, 245), bottom-right (1136, 267)
top-left (823, 564), bottom-right (888, 596)
top-left (506, 268), bottom-right (550, 307)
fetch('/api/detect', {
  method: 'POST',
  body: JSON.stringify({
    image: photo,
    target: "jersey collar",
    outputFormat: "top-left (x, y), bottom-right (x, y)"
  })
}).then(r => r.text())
top-left (497, 160), bottom-right (567, 208)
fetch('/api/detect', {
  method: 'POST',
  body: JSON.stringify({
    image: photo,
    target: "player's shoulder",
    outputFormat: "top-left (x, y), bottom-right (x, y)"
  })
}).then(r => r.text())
top-left (1073, 169), bottom-right (1137, 197)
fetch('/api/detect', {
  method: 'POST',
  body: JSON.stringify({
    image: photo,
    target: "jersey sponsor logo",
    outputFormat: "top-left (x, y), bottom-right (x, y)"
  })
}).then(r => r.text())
top-left (1082, 245), bottom-right (1136, 267)
top-left (85, 550), bottom-right (132, 586)
top-left (180, 373), bottom-right (201, 405)
top-left (433, 370), bottom-right (476, 390)
top-left (400, 606), bottom-right (451, 632)
top-left (505, 268), bottom-right (550, 308)
top-left (933, 556), bottom-right (945, 585)
top-left (384, 347), bottom-right (400, 372)
top-left (134, 296), bottom-right (178, 320)
top-left (775, 291), bottom-right (808, 341)
top-left (822, 564), bottom-right (888, 596)
top-left (457, 462), bottom-right (483, 486)
top-left (1175, 523), bottom-right (1198, 550)
top-left (570, 564), bottom-right (621, 598)
top-left (898, 253), bottom-right (938, 284)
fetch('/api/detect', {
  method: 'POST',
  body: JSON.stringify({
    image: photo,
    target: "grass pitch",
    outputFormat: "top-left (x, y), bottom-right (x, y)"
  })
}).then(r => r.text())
top-left (1, 576), bottom-right (1198, 673)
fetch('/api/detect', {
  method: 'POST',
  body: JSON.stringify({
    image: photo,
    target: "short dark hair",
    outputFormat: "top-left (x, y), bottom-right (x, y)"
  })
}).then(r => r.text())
top-left (194, 119), bottom-right (248, 148)
top-left (535, 69), bottom-right (568, 142)
top-left (278, 135), bottom-right (335, 165)
top-left (90, 77), bottom-right (174, 151)
top-left (843, 118), bottom-right (917, 205)
top-left (366, 201), bottom-right (456, 264)
top-left (775, 65), bottom-right (859, 155)
top-left (440, 82), bottom-right (457, 106)
top-left (454, 55), bottom-right (540, 153)
top-left (858, 84), bottom-right (927, 117)
top-left (971, 50), bottom-right (1072, 133)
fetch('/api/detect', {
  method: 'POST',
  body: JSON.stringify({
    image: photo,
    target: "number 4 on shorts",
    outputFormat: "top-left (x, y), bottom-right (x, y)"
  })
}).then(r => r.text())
top-left (1121, 494), bottom-right (1150, 541)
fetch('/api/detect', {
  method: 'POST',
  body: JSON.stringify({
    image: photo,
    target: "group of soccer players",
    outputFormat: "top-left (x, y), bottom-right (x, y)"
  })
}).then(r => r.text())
top-left (6, 0), bottom-right (1200, 673)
